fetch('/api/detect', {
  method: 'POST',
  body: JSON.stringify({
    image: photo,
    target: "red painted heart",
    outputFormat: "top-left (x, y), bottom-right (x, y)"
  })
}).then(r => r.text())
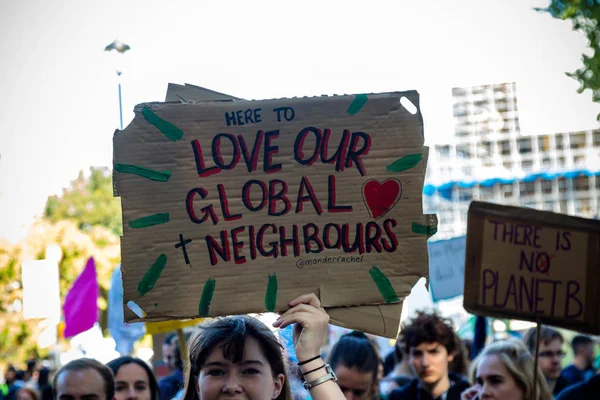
top-left (362, 179), bottom-right (402, 219)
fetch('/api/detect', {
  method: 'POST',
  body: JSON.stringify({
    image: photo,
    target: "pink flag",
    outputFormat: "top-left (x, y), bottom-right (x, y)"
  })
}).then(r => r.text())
top-left (63, 257), bottom-right (99, 338)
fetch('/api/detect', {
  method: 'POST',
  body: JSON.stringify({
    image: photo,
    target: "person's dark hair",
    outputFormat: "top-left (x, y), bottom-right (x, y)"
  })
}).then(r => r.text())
top-left (461, 338), bottom-right (473, 361)
top-left (37, 368), bottom-right (53, 400)
top-left (182, 315), bottom-right (292, 400)
top-left (15, 370), bottom-right (26, 381)
top-left (37, 367), bottom-right (50, 386)
top-left (53, 358), bottom-right (115, 400)
top-left (106, 356), bottom-right (160, 400)
top-left (328, 331), bottom-right (380, 386)
top-left (449, 334), bottom-right (468, 376)
top-left (571, 335), bottom-right (593, 355)
top-left (383, 344), bottom-right (402, 377)
top-left (523, 326), bottom-right (563, 354)
top-left (400, 311), bottom-right (458, 355)
top-left (164, 333), bottom-right (184, 371)
top-left (26, 360), bottom-right (37, 374)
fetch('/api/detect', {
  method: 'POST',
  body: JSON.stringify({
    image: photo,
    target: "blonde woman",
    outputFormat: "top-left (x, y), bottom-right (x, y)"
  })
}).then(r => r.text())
top-left (461, 338), bottom-right (552, 400)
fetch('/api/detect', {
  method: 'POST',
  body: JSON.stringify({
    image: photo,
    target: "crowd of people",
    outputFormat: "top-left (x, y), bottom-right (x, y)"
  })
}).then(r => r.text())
top-left (2, 293), bottom-right (599, 400)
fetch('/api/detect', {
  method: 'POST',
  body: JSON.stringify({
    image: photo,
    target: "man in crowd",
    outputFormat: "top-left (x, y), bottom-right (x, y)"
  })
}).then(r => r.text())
top-left (53, 358), bottom-right (114, 400)
top-left (158, 334), bottom-right (184, 400)
top-left (389, 311), bottom-right (470, 400)
top-left (560, 335), bottom-right (596, 386)
top-left (523, 326), bottom-right (570, 396)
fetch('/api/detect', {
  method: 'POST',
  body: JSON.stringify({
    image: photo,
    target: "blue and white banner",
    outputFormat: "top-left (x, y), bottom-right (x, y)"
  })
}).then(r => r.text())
top-left (428, 236), bottom-right (466, 302)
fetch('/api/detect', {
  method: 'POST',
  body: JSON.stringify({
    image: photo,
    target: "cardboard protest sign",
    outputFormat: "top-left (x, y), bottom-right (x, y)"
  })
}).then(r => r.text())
top-left (464, 201), bottom-right (600, 334)
top-left (114, 91), bottom-right (432, 338)
top-left (428, 236), bottom-right (466, 302)
top-left (163, 85), bottom-right (426, 338)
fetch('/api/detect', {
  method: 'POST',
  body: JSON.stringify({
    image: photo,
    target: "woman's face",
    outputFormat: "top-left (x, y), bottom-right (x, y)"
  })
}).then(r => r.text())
top-left (114, 363), bottom-right (152, 400)
top-left (333, 365), bottom-right (373, 400)
top-left (197, 336), bottom-right (285, 400)
top-left (475, 354), bottom-right (525, 400)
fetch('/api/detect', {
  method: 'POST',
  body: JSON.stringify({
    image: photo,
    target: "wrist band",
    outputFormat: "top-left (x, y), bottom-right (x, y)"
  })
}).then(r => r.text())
top-left (302, 364), bottom-right (338, 391)
top-left (302, 364), bottom-right (325, 376)
top-left (297, 355), bottom-right (320, 366)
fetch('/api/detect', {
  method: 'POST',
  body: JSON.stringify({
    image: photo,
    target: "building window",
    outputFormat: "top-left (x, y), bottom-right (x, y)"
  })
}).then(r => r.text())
top-left (458, 188), bottom-right (472, 201)
top-left (558, 178), bottom-right (568, 193)
top-left (452, 87), bottom-right (468, 97)
top-left (538, 135), bottom-right (550, 152)
top-left (556, 135), bottom-right (564, 150)
top-left (560, 200), bottom-right (569, 214)
top-left (499, 140), bottom-right (511, 155)
top-left (480, 186), bottom-right (495, 200)
top-left (521, 160), bottom-right (534, 171)
top-left (593, 130), bottom-right (600, 147)
top-left (542, 157), bottom-right (552, 168)
top-left (454, 103), bottom-right (468, 117)
top-left (496, 99), bottom-right (508, 112)
top-left (557, 157), bottom-right (565, 167)
top-left (437, 145), bottom-right (450, 157)
top-left (503, 161), bottom-right (512, 170)
top-left (570, 132), bottom-right (586, 149)
top-left (576, 198), bottom-right (592, 215)
top-left (482, 141), bottom-right (492, 156)
top-left (520, 181), bottom-right (535, 196)
top-left (517, 138), bottom-right (533, 154)
top-left (502, 184), bottom-right (513, 197)
top-left (542, 180), bottom-right (553, 194)
top-left (457, 144), bottom-right (470, 158)
top-left (574, 176), bottom-right (589, 191)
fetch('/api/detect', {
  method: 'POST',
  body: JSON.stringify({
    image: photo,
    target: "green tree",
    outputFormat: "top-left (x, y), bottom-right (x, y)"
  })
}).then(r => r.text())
top-left (45, 167), bottom-right (122, 235)
top-left (538, 1), bottom-right (600, 115)
top-left (0, 166), bottom-right (123, 367)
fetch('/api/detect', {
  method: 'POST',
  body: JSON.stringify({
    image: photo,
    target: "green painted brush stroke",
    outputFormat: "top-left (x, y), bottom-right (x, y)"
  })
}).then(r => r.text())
top-left (199, 278), bottom-right (216, 317)
top-left (265, 273), bottom-right (278, 312)
top-left (142, 107), bottom-right (184, 141)
top-left (386, 153), bottom-right (423, 173)
top-left (369, 266), bottom-right (400, 303)
top-left (347, 94), bottom-right (368, 116)
top-left (114, 163), bottom-right (171, 182)
top-left (129, 213), bottom-right (170, 229)
top-left (411, 222), bottom-right (438, 236)
top-left (138, 254), bottom-right (167, 296)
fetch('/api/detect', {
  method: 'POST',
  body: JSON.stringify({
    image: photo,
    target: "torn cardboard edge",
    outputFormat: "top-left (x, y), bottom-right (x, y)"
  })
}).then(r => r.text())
top-left (116, 84), bottom-right (432, 339)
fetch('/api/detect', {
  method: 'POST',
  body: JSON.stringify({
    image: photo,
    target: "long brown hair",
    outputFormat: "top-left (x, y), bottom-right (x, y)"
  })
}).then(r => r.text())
top-left (182, 315), bottom-right (292, 400)
top-left (470, 339), bottom-right (553, 400)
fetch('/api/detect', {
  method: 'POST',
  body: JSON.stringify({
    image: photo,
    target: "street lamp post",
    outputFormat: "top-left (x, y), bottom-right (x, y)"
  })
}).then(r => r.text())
top-left (104, 40), bottom-right (131, 130)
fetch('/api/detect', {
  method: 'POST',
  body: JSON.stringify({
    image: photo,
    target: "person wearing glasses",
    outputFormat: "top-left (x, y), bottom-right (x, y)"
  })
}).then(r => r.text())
top-left (523, 326), bottom-right (569, 397)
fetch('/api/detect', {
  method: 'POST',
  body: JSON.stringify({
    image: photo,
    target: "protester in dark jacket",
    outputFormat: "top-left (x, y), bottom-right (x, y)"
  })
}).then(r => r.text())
top-left (158, 334), bottom-right (184, 400)
top-left (388, 311), bottom-right (470, 400)
top-left (556, 374), bottom-right (600, 400)
top-left (559, 335), bottom-right (595, 386)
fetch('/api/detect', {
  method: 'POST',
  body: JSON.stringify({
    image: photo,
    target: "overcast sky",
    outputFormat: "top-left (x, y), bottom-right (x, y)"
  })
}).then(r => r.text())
top-left (1, 0), bottom-right (599, 243)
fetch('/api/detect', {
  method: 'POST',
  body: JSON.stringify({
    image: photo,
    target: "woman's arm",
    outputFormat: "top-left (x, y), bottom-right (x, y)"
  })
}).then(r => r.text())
top-left (273, 293), bottom-right (346, 400)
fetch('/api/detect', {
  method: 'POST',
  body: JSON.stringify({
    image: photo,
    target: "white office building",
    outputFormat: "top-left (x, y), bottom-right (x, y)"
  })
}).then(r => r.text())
top-left (424, 82), bottom-right (600, 240)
